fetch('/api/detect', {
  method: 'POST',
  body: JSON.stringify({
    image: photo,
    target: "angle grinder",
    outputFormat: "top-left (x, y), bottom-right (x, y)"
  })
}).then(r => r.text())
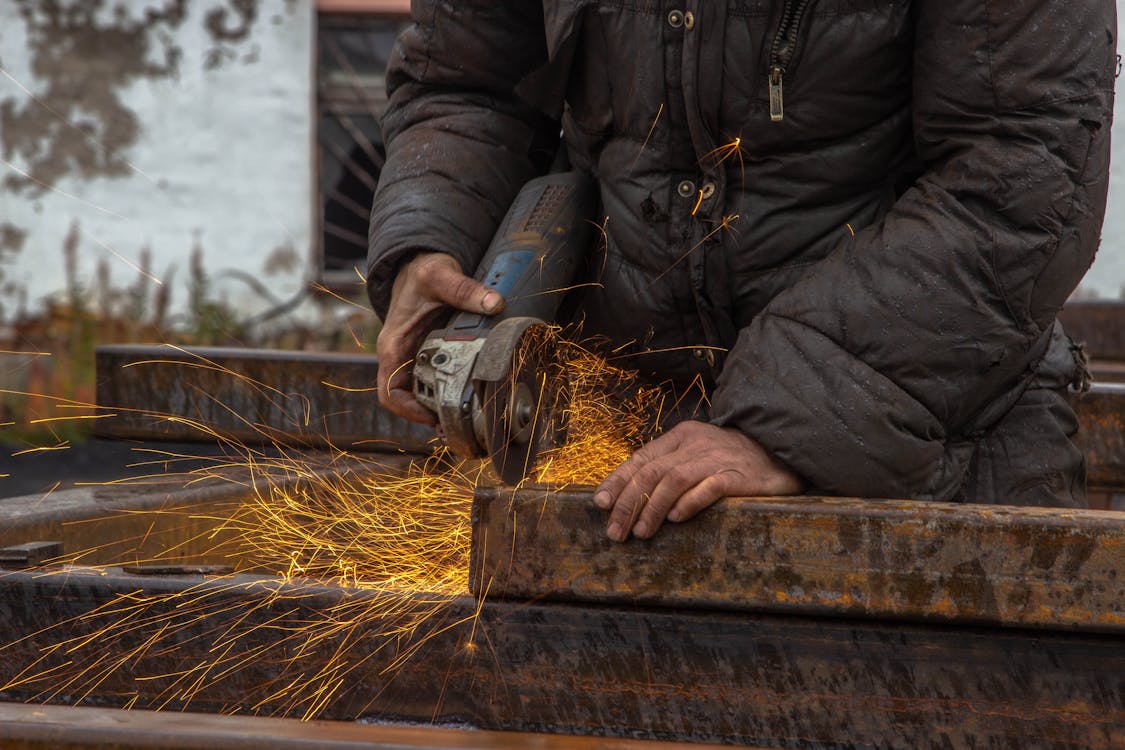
top-left (412, 171), bottom-right (598, 483)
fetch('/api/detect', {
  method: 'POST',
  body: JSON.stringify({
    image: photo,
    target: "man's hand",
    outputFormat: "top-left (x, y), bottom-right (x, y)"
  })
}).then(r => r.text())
top-left (594, 421), bottom-right (805, 542)
top-left (377, 252), bottom-right (503, 425)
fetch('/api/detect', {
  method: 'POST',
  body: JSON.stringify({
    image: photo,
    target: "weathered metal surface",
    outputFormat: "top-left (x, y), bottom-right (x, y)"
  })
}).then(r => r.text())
top-left (0, 452), bottom-right (416, 567)
top-left (0, 567), bottom-right (1122, 748)
top-left (0, 482), bottom-right (248, 566)
top-left (119, 563), bottom-right (235, 576)
top-left (94, 345), bottom-right (434, 453)
top-left (93, 346), bottom-right (1125, 492)
top-left (1088, 361), bottom-right (1125, 383)
top-left (1073, 383), bottom-right (1125, 492)
top-left (471, 486), bottom-right (1125, 633)
top-left (0, 541), bottom-right (63, 568)
top-left (0, 704), bottom-right (730, 750)
top-left (1059, 301), bottom-right (1125, 362)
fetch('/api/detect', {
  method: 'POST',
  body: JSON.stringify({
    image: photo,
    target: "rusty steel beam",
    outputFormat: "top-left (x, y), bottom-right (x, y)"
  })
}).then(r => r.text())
top-left (93, 345), bottom-right (1125, 491)
top-left (470, 486), bottom-right (1125, 633)
top-left (0, 704), bottom-right (730, 750)
top-left (1088, 361), bottom-right (1125, 383)
top-left (0, 452), bottom-right (416, 567)
top-left (1073, 383), bottom-right (1125, 492)
top-left (1059, 301), bottom-right (1125, 362)
top-left (0, 566), bottom-right (1122, 748)
top-left (0, 481), bottom-right (249, 561)
top-left (94, 345), bottom-right (433, 453)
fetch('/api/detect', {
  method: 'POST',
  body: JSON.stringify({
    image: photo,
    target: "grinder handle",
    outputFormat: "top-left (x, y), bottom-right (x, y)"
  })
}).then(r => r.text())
top-left (445, 171), bottom-right (599, 335)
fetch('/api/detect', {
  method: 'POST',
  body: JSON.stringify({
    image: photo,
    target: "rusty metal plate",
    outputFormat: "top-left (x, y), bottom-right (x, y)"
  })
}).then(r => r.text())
top-left (471, 486), bottom-right (1125, 633)
top-left (1059, 301), bottom-right (1125, 362)
top-left (1, 567), bottom-right (1123, 748)
top-left (1073, 383), bottom-right (1125, 492)
top-left (94, 345), bottom-right (434, 453)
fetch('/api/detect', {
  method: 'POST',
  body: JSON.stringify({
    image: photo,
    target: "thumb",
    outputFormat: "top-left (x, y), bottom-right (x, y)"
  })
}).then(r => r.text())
top-left (424, 261), bottom-right (505, 315)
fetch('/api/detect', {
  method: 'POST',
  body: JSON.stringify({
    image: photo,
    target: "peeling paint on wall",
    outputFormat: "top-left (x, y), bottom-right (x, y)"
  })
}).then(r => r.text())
top-left (0, 0), bottom-right (269, 196)
top-left (0, 0), bottom-right (314, 325)
top-left (203, 0), bottom-right (262, 69)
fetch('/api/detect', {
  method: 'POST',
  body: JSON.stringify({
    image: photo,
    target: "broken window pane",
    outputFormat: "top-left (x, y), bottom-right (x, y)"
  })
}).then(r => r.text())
top-left (317, 14), bottom-right (408, 280)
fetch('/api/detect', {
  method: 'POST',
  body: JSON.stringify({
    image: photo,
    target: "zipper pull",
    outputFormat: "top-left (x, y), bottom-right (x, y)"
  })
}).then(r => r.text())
top-left (768, 66), bottom-right (784, 122)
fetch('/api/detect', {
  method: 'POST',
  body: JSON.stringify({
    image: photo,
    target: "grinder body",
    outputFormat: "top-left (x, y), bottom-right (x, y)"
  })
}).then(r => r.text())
top-left (412, 171), bottom-right (598, 481)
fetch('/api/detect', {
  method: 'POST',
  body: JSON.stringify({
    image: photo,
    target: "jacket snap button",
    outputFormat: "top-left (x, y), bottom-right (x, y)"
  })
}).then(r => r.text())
top-left (667, 10), bottom-right (684, 28)
top-left (684, 11), bottom-right (695, 30)
top-left (677, 179), bottom-right (696, 198)
top-left (701, 182), bottom-right (716, 199)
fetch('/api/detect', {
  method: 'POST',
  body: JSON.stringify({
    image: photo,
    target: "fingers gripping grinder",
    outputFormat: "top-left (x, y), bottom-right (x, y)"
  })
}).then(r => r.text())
top-left (412, 172), bottom-right (598, 483)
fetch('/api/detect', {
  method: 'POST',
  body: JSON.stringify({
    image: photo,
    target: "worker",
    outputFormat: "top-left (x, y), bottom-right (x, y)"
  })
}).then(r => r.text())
top-left (366, 2), bottom-right (1117, 542)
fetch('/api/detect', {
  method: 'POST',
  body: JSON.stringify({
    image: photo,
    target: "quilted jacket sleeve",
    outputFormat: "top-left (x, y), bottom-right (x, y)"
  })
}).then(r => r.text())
top-left (365, 2), bottom-right (557, 319)
top-left (711, 0), bottom-right (1117, 500)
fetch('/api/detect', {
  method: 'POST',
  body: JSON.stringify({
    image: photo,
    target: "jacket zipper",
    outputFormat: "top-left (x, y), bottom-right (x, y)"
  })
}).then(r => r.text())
top-left (768, 0), bottom-right (815, 122)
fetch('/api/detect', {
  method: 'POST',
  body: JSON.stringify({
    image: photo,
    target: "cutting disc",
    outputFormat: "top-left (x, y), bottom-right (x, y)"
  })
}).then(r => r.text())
top-left (479, 326), bottom-right (567, 485)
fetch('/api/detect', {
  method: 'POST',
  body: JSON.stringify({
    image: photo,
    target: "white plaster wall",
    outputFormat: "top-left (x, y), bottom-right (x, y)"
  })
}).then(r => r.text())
top-left (0, 0), bottom-right (315, 324)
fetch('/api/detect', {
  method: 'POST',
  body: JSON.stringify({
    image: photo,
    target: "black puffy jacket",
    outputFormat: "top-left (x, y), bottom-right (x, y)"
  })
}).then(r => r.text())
top-left (368, 0), bottom-right (1117, 507)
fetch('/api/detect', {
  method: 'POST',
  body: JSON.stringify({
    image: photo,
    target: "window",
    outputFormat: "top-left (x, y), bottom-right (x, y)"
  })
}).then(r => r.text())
top-left (316, 3), bottom-right (409, 289)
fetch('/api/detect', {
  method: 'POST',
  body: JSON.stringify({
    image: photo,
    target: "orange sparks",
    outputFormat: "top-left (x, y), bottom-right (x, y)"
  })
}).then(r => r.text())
top-left (632, 102), bottom-right (665, 167)
top-left (320, 381), bottom-right (378, 393)
top-left (691, 188), bottom-right (705, 216)
top-left (701, 135), bottom-right (747, 186)
top-left (89, 236), bottom-right (164, 285)
top-left (652, 213), bottom-right (741, 283)
top-left (10, 442), bottom-right (70, 457)
top-left (27, 414), bottom-right (116, 425)
top-left (0, 331), bottom-right (673, 719)
top-left (310, 282), bottom-right (373, 313)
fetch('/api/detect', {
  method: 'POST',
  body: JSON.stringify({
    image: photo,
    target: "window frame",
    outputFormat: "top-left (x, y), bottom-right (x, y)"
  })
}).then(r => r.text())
top-left (313, 0), bottom-right (410, 297)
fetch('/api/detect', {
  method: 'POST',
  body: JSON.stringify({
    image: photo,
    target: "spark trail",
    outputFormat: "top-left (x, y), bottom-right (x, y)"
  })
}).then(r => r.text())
top-left (0, 332), bottom-right (669, 719)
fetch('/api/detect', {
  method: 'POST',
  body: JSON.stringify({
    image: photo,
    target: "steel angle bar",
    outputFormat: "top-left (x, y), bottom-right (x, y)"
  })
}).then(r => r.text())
top-left (1060, 302), bottom-right (1125, 382)
top-left (0, 452), bottom-right (416, 566)
top-left (1059, 301), bottom-right (1125, 362)
top-left (0, 481), bottom-right (252, 566)
top-left (0, 566), bottom-right (1122, 748)
top-left (1073, 383), bottom-right (1125, 492)
top-left (1086, 361), bottom-right (1125, 383)
top-left (0, 541), bottom-right (63, 569)
top-left (94, 345), bottom-right (434, 453)
top-left (470, 486), bottom-right (1125, 633)
top-left (92, 346), bottom-right (1124, 489)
